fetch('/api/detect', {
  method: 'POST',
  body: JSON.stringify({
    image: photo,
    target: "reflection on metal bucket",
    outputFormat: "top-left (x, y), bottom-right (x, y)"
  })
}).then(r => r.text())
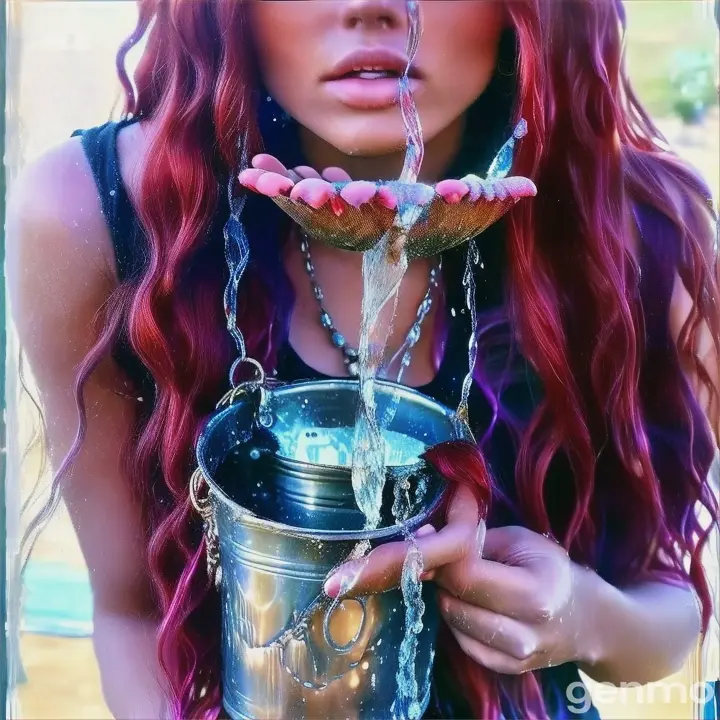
top-left (196, 380), bottom-right (467, 719)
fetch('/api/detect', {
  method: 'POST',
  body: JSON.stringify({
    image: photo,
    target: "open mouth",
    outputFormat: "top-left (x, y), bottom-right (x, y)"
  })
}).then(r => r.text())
top-left (339, 68), bottom-right (404, 80)
top-left (323, 48), bottom-right (422, 83)
top-left (322, 49), bottom-right (422, 109)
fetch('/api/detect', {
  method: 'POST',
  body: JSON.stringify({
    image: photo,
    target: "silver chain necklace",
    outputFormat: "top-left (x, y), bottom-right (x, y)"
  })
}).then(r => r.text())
top-left (299, 233), bottom-right (440, 381)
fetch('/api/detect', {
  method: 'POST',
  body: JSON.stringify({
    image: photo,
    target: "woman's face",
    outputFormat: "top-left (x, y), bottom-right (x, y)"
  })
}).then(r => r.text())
top-left (250, 0), bottom-right (505, 159)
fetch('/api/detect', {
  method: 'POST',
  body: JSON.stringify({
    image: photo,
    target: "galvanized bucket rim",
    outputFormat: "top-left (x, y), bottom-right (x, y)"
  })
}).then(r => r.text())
top-left (197, 378), bottom-right (462, 541)
top-left (263, 378), bottom-right (458, 471)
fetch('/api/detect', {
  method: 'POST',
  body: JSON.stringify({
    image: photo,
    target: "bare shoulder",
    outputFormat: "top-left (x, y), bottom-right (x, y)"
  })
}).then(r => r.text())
top-left (6, 136), bottom-right (119, 390)
top-left (6, 119), bottom-right (150, 283)
top-left (6, 135), bottom-right (115, 285)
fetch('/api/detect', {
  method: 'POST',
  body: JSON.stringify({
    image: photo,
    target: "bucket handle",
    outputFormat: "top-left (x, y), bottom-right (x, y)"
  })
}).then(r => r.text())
top-left (190, 467), bottom-right (222, 589)
top-left (192, 359), bottom-right (270, 588)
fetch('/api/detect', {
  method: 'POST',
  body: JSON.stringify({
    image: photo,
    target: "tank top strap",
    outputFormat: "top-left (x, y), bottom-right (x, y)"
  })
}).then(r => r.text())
top-left (72, 119), bottom-right (145, 283)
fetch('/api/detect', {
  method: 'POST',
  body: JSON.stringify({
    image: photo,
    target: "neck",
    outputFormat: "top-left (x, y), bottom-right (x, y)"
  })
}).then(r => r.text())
top-left (298, 115), bottom-right (466, 183)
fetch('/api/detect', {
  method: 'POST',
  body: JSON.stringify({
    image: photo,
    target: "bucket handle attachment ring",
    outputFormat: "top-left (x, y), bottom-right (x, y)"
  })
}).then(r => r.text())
top-left (217, 357), bottom-right (270, 413)
top-left (322, 596), bottom-right (369, 654)
top-left (229, 356), bottom-right (266, 389)
top-left (190, 467), bottom-right (222, 589)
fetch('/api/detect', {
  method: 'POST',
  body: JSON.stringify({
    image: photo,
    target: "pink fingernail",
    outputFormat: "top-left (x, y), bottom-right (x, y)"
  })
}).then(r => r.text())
top-left (376, 186), bottom-right (398, 210)
top-left (436, 179), bottom-right (469, 204)
top-left (238, 168), bottom-right (264, 188)
top-left (324, 574), bottom-right (341, 598)
top-left (340, 181), bottom-right (377, 208)
top-left (323, 561), bottom-right (363, 598)
top-left (290, 180), bottom-right (333, 209)
top-left (256, 173), bottom-right (294, 197)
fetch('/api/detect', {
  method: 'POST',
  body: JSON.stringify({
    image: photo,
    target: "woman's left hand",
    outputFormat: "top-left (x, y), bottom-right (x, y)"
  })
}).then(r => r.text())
top-left (324, 486), bottom-right (596, 674)
top-left (431, 523), bottom-right (593, 674)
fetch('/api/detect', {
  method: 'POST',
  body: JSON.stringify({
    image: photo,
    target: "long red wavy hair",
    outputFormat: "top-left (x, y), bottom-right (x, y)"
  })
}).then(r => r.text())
top-left (30, 0), bottom-right (720, 717)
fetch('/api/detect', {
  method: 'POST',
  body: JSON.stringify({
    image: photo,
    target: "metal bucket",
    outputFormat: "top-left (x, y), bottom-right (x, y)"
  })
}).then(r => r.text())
top-left (195, 379), bottom-right (467, 719)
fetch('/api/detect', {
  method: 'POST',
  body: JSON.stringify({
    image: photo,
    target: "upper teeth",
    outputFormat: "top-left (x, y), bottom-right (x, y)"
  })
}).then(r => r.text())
top-left (353, 67), bottom-right (395, 78)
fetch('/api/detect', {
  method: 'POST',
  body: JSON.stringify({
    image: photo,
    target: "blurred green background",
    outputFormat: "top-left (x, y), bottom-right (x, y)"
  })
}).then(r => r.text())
top-left (625, 0), bottom-right (718, 118)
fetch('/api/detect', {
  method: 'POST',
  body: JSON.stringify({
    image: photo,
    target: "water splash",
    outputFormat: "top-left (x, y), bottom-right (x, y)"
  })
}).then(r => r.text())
top-left (347, 3), bottom-right (433, 715)
top-left (487, 119), bottom-right (528, 180)
top-left (223, 128), bottom-right (252, 364)
top-left (391, 536), bottom-right (426, 720)
top-left (398, 0), bottom-right (424, 184)
top-left (456, 239), bottom-right (480, 427)
top-left (352, 236), bottom-right (410, 530)
top-left (350, 0), bottom-right (425, 532)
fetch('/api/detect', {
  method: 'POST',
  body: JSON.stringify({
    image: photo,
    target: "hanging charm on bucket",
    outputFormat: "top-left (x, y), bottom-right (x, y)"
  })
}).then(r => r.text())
top-left (190, 467), bottom-right (222, 589)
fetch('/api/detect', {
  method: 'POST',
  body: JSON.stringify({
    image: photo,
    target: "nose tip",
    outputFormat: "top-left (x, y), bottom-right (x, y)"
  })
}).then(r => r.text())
top-left (342, 0), bottom-right (405, 31)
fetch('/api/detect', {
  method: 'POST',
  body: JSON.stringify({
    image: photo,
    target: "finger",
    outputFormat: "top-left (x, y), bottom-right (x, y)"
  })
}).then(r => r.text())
top-left (435, 179), bottom-right (469, 204)
top-left (413, 183), bottom-right (436, 205)
top-left (324, 485), bottom-right (479, 598)
top-left (322, 167), bottom-right (353, 183)
top-left (448, 626), bottom-right (537, 675)
top-left (492, 179), bottom-right (509, 201)
top-left (323, 524), bottom-right (437, 598)
top-left (293, 165), bottom-right (323, 180)
top-left (460, 174), bottom-right (485, 202)
top-left (434, 556), bottom-right (537, 618)
top-left (415, 523), bottom-right (437, 538)
top-left (238, 168), bottom-right (266, 190)
top-left (255, 172), bottom-right (294, 197)
top-left (287, 169), bottom-right (304, 184)
top-left (339, 181), bottom-right (379, 208)
top-left (482, 181), bottom-right (496, 201)
top-left (289, 178), bottom-right (336, 208)
top-left (438, 590), bottom-right (540, 662)
top-left (251, 154), bottom-right (291, 176)
top-left (481, 526), bottom-right (539, 562)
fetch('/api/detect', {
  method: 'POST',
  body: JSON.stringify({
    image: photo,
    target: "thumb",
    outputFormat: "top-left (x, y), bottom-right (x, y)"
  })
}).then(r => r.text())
top-left (480, 525), bottom-right (531, 561)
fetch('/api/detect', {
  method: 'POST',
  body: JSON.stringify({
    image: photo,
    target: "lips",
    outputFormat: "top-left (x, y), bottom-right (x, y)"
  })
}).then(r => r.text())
top-left (322, 47), bottom-right (422, 110)
top-left (323, 47), bottom-right (421, 82)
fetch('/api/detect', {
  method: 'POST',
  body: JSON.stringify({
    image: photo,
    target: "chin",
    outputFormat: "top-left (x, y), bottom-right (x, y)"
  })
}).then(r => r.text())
top-left (326, 121), bottom-right (423, 160)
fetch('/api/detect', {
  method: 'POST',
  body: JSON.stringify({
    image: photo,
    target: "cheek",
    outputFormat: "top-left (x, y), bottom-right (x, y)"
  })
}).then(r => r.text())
top-left (420, 2), bottom-right (505, 104)
top-left (249, 6), bottom-right (316, 100)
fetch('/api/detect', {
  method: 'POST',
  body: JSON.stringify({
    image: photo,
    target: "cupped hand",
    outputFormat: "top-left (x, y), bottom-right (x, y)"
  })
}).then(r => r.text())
top-left (324, 488), bottom-right (594, 675)
top-left (238, 154), bottom-right (524, 210)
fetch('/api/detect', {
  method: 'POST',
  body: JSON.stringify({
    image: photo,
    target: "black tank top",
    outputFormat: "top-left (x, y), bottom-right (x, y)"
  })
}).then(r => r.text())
top-left (72, 117), bottom-right (685, 720)
top-left (72, 118), bottom-right (529, 432)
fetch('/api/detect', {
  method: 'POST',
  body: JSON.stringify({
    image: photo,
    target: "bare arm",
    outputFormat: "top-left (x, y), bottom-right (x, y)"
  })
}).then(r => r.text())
top-left (573, 210), bottom-right (720, 685)
top-left (577, 572), bottom-right (702, 685)
top-left (578, 200), bottom-right (720, 685)
top-left (580, 239), bottom-right (720, 686)
top-left (6, 139), bottom-right (167, 718)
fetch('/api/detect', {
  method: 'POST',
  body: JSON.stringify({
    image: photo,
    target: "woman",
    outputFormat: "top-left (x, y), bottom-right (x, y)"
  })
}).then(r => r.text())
top-left (7, 0), bottom-right (720, 718)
